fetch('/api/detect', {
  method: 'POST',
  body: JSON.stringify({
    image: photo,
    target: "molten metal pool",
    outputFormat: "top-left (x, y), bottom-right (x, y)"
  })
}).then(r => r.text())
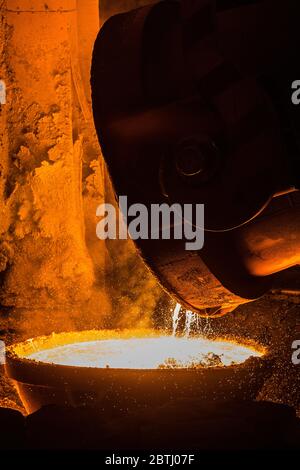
top-left (5, 329), bottom-right (269, 414)
top-left (26, 336), bottom-right (262, 369)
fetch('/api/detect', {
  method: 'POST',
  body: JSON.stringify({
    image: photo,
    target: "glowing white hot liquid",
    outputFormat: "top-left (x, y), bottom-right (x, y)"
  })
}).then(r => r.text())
top-left (27, 336), bottom-right (262, 369)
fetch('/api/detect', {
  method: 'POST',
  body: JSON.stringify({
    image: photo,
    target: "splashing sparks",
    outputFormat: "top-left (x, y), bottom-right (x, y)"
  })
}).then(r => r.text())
top-left (20, 305), bottom-right (264, 370)
top-left (27, 336), bottom-right (262, 369)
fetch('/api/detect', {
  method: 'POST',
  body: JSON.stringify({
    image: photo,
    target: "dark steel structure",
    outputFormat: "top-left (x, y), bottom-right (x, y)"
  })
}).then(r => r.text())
top-left (92, 0), bottom-right (300, 315)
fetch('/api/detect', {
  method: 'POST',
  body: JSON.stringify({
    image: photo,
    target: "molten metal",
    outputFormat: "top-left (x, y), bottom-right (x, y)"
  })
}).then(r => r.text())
top-left (5, 330), bottom-right (268, 414)
top-left (25, 334), bottom-right (263, 369)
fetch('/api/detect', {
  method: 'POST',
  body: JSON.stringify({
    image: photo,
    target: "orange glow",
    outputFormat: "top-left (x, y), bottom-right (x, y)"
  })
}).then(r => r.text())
top-left (15, 330), bottom-right (264, 369)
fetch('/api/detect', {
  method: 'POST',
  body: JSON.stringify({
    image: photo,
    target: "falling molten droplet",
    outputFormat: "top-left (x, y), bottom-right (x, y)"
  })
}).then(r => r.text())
top-left (172, 303), bottom-right (181, 336)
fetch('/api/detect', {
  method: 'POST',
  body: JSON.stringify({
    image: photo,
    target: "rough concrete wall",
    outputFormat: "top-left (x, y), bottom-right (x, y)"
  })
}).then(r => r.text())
top-left (0, 0), bottom-right (166, 342)
top-left (0, 0), bottom-right (110, 341)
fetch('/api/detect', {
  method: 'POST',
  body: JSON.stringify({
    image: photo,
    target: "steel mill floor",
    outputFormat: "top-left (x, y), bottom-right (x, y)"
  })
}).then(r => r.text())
top-left (0, 400), bottom-right (300, 450)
